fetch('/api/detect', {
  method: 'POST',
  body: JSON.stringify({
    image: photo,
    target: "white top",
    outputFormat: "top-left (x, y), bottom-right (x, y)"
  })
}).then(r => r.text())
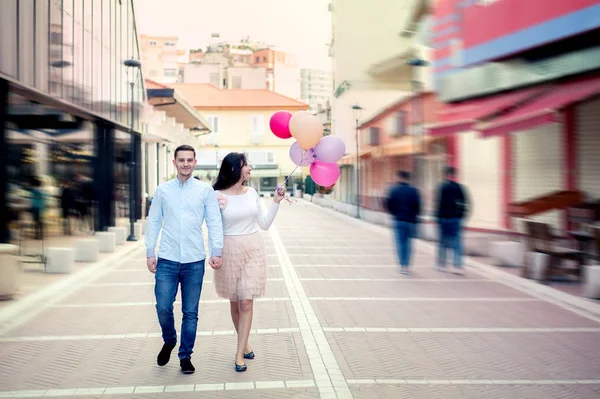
top-left (217, 187), bottom-right (279, 236)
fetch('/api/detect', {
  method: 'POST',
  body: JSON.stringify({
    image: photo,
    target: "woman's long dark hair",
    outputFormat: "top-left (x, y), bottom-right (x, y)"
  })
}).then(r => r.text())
top-left (213, 152), bottom-right (248, 191)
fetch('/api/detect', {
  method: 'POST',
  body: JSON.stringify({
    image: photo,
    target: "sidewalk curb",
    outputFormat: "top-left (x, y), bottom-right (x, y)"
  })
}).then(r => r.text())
top-left (301, 199), bottom-right (600, 322)
top-left (0, 241), bottom-right (145, 336)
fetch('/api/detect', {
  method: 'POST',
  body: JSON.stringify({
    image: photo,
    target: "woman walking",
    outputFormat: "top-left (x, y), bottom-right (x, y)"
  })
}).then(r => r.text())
top-left (212, 152), bottom-right (284, 372)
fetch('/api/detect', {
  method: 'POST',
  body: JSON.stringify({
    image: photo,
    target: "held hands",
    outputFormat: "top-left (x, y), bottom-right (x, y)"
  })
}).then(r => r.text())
top-left (209, 256), bottom-right (223, 270)
top-left (146, 256), bottom-right (157, 274)
top-left (274, 186), bottom-right (285, 204)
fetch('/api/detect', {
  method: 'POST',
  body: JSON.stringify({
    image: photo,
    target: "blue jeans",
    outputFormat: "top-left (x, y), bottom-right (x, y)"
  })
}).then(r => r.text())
top-left (438, 218), bottom-right (463, 268)
top-left (155, 258), bottom-right (205, 360)
top-left (393, 220), bottom-right (415, 267)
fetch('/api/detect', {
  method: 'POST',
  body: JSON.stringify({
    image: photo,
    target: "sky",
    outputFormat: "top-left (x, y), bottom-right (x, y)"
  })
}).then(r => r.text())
top-left (134, 0), bottom-right (332, 71)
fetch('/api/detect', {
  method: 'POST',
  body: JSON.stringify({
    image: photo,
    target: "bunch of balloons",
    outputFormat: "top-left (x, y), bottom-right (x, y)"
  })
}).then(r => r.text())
top-left (269, 110), bottom-right (345, 187)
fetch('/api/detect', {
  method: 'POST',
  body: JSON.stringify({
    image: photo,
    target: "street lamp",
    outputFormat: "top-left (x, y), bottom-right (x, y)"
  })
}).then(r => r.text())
top-left (214, 144), bottom-right (220, 173)
top-left (351, 104), bottom-right (363, 219)
top-left (124, 58), bottom-right (142, 242)
top-left (406, 57), bottom-right (429, 191)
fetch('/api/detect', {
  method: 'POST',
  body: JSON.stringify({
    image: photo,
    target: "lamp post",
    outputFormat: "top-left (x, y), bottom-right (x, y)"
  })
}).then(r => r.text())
top-left (406, 58), bottom-right (428, 191)
top-left (214, 144), bottom-right (220, 173)
top-left (124, 58), bottom-right (141, 242)
top-left (351, 104), bottom-right (363, 219)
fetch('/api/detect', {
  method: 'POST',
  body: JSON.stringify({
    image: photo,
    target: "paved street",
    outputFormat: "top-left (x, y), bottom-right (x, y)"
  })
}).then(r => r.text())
top-left (1, 200), bottom-right (600, 398)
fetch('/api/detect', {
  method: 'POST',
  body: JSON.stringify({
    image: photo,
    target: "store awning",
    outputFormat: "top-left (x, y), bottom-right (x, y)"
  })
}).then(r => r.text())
top-left (143, 132), bottom-right (173, 143)
top-left (477, 74), bottom-right (600, 138)
top-left (383, 135), bottom-right (439, 156)
top-left (427, 87), bottom-right (544, 136)
top-left (146, 80), bottom-right (211, 131)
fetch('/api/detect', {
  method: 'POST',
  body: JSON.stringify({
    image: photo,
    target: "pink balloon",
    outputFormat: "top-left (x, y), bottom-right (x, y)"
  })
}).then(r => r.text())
top-left (269, 111), bottom-right (293, 139)
top-left (289, 142), bottom-right (315, 166)
top-left (310, 160), bottom-right (340, 187)
top-left (314, 136), bottom-right (346, 163)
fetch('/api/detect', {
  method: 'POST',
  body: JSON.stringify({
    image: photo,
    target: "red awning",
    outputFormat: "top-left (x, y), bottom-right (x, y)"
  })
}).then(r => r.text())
top-left (428, 87), bottom-right (544, 136)
top-left (478, 74), bottom-right (600, 138)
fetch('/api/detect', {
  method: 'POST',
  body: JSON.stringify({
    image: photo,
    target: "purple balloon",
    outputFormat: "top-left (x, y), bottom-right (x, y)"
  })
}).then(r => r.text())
top-left (289, 141), bottom-right (315, 166)
top-left (310, 160), bottom-right (340, 187)
top-left (314, 135), bottom-right (346, 163)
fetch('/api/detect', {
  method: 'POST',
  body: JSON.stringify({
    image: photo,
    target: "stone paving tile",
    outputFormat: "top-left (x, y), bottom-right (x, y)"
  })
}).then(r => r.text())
top-left (294, 265), bottom-right (485, 280)
top-left (94, 265), bottom-right (283, 284)
top-left (311, 299), bottom-right (600, 328)
top-left (327, 331), bottom-right (600, 380)
top-left (0, 388), bottom-right (320, 399)
top-left (288, 254), bottom-right (398, 265)
top-left (350, 384), bottom-right (600, 399)
top-left (56, 280), bottom-right (289, 304)
top-left (0, 334), bottom-right (311, 390)
top-left (284, 246), bottom-right (393, 255)
top-left (3, 300), bottom-right (297, 338)
top-left (302, 279), bottom-right (531, 298)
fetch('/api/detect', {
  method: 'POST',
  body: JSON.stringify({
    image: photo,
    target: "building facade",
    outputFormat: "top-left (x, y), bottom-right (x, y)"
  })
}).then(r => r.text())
top-left (429, 0), bottom-right (600, 232)
top-left (300, 68), bottom-right (333, 113)
top-left (330, 0), bottom-right (433, 215)
top-left (1, 0), bottom-right (150, 242)
top-left (168, 83), bottom-right (309, 195)
top-left (139, 35), bottom-right (186, 84)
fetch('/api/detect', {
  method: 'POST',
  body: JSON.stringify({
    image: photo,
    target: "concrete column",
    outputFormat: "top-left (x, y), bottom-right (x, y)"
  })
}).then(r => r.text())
top-left (158, 144), bottom-right (167, 184)
top-left (34, 141), bottom-right (49, 176)
top-left (147, 143), bottom-right (158, 195)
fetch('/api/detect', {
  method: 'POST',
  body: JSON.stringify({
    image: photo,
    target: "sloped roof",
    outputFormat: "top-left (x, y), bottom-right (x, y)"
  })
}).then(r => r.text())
top-left (168, 83), bottom-right (308, 110)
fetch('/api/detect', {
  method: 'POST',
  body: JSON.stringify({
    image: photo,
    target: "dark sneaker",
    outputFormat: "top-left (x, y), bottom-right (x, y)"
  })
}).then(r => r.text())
top-left (157, 343), bottom-right (176, 366)
top-left (180, 358), bottom-right (195, 374)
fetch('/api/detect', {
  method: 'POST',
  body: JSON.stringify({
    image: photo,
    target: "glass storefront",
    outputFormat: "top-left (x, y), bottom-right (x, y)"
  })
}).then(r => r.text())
top-left (1, 0), bottom-right (144, 129)
top-left (1, 1), bottom-right (145, 242)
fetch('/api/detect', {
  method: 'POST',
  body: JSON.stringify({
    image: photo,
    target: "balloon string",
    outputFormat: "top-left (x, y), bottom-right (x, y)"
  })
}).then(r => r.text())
top-left (278, 151), bottom-right (310, 204)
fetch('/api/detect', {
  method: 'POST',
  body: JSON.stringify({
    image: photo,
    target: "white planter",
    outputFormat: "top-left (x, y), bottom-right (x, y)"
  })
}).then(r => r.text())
top-left (75, 239), bottom-right (100, 262)
top-left (583, 265), bottom-right (600, 299)
top-left (96, 231), bottom-right (117, 253)
top-left (46, 247), bottom-right (75, 274)
top-left (108, 226), bottom-right (127, 245)
top-left (0, 244), bottom-right (20, 300)
top-left (489, 241), bottom-right (526, 267)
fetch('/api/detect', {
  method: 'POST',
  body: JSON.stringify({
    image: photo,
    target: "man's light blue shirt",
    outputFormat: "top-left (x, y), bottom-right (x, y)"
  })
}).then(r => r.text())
top-left (145, 177), bottom-right (223, 263)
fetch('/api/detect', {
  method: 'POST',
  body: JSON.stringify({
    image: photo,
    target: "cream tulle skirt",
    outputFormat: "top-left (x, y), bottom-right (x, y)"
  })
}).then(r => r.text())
top-left (213, 232), bottom-right (267, 301)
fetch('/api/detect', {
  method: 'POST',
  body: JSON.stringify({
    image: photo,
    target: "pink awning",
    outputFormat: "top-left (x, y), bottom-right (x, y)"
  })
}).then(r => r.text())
top-left (478, 74), bottom-right (600, 138)
top-left (427, 87), bottom-right (544, 136)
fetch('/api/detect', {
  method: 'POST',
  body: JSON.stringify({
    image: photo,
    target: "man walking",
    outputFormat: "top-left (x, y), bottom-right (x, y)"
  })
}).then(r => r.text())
top-left (145, 144), bottom-right (224, 374)
top-left (385, 171), bottom-right (421, 274)
top-left (434, 166), bottom-right (470, 275)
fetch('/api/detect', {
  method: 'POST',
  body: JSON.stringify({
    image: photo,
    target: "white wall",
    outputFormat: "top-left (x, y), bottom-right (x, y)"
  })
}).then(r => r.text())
top-left (273, 64), bottom-right (301, 100)
top-left (512, 124), bottom-right (563, 232)
top-left (459, 131), bottom-right (503, 230)
top-left (227, 67), bottom-right (267, 89)
top-left (331, 0), bottom-right (421, 85)
top-left (182, 63), bottom-right (223, 87)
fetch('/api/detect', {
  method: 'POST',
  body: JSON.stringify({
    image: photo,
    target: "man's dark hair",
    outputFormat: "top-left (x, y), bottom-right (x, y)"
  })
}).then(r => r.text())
top-left (445, 166), bottom-right (456, 177)
top-left (174, 144), bottom-right (196, 159)
top-left (398, 170), bottom-right (411, 180)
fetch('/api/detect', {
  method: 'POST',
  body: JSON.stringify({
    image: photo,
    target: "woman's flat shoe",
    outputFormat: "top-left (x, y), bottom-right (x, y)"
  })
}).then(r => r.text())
top-left (243, 351), bottom-right (255, 360)
top-left (235, 362), bottom-right (247, 372)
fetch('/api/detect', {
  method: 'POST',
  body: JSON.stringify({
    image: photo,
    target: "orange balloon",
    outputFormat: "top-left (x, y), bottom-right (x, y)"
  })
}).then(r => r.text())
top-left (289, 111), bottom-right (313, 139)
top-left (294, 115), bottom-right (324, 150)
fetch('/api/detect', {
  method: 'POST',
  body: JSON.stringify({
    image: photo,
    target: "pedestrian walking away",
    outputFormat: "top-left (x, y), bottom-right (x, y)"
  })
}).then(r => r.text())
top-left (145, 144), bottom-right (224, 374)
top-left (434, 166), bottom-right (471, 275)
top-left (213, 152), bottom-right (285, 372)
top-left (385, 170), bottom-right (421, 274)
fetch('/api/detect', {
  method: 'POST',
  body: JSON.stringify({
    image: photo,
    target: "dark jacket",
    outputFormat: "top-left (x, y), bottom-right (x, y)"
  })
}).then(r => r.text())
top-left (60, 186), bottom-right (76, 211)
top-left (435, 180), bottom-right (470, 219)
top-left (385, 183), bottom-right (421, 224)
